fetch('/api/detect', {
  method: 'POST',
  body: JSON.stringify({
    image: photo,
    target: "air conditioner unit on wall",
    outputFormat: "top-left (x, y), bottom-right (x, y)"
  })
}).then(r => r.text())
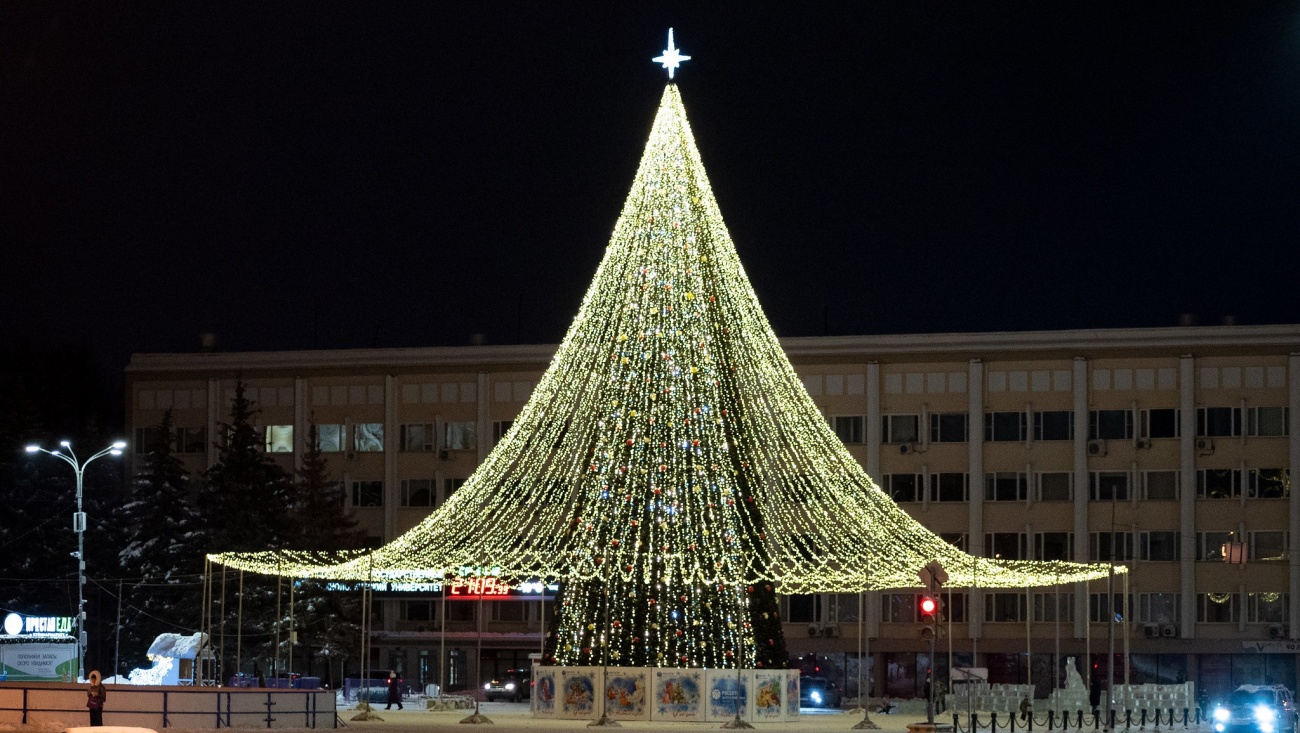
top-left (345, 450), bottom-right (357, 460)
top-left (1143, 624), bottom-right (1160, 639)
top-left (1196, 438), bottom-right (1215, 455)
top-left (1160, 624), bottom-right (1178, 638)
top-left (1087, 439), bottom-right (1107, 457)
top-left (821, 624), bottom-right (840, 638)
top-left (1135, 438), bottom-right (1152, 449)
top-left (1268, 624), bottom-right (1287, 639)
top-left (807, 624), bottom-right (820, 637)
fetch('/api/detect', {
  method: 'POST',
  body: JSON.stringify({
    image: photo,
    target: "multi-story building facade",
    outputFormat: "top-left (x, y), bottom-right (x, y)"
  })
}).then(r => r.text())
top-left (125, 324), bottom-right (1300, 700)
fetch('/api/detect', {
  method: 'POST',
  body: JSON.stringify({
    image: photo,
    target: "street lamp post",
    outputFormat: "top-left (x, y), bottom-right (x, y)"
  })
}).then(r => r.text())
top-left (25, 440), bottom-right (127, 679)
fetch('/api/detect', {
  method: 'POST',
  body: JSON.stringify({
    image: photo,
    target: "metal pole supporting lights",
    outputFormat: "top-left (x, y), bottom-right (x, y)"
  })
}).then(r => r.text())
top-left (25, 439), bottom-right (127, 680)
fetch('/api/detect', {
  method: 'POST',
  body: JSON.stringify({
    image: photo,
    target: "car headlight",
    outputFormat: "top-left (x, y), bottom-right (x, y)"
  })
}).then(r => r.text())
top-left (1214, 707), bottom-right (1230, 722)
top-left (811, 691), bottom-right (822, 704)
top-left (505, 683), bottom-right (516, 690)
top-left (1256, 705), bottom-right (1278, 723)
top-left (484, 683), bottom-right (492, 690)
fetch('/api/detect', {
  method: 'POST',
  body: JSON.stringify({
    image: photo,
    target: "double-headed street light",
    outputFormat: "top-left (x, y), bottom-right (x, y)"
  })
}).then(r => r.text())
top-left (25, 439), bottom-right (127, 679)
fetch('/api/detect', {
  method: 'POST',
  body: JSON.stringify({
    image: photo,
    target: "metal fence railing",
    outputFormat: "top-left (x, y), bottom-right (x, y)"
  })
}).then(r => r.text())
top-left (951, 707), bottom-right (1206, 733)
top-left (0, 683), bottom-right (337, 729)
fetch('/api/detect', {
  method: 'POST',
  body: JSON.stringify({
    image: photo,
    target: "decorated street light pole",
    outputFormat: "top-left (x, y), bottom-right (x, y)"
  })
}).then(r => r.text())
top-left (25, 439), bottom-right (127, 679)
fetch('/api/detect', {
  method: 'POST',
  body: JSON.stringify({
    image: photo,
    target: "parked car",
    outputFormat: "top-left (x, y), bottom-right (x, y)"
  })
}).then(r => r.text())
top-left (484, 668), bottom-right (532, 702)
top-left (799, 675), bottom-right (843, 708)
top-left (1213, 685), bottom-right (1298, 733)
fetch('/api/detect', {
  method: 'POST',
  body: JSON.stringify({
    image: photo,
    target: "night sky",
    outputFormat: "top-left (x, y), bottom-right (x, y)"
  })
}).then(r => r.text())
top-left (4, 3), bottom-right (1299, 384)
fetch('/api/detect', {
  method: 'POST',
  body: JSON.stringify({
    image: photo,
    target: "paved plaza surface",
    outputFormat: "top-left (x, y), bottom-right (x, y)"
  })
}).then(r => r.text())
top-left (335, 704), bottom-right (917, 733)
top-left (0, 702), bottom-right (926, 733)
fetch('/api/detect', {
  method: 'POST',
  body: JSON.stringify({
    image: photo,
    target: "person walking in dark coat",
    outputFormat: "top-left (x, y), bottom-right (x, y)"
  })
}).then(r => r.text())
top-left (86, 670), bottom-right (107, 726)
top-left (385, 670), bottom-right (403, 710)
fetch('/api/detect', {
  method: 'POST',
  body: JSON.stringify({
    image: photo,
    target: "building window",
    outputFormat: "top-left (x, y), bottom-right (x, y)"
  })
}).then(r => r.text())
top-left (1089, 410), bottom-right (1133, 440)
top-left (1089, 593), bottom-right (1133, 623)
top-left (1037, 473), bottom-right (1072, 502)
top-left (881, 414), bottom-right (920, 444)
top-left (492, 420), bottom-right (513, 445)
top-left (401, 479), bottom-right (434, 507)
top-left (1033, 411), bottom-right (1073, 441)
top-left (929, 472), bottom-right (968, 502)
top-left (1197, 469), bottom-right (1241, 499)
top-left (881, 593), bottom-right (916, 623)
top-left (317, 424), bottom-right (345, 452)
top-left (403, 600), bottom-right (435, 622)
top-left (443, 478), bottom-right (467, 503)
top-left (1247, 593), bottom-right (1288, 623)
top-left (884, 474), bottom-right (920, 502)
top-left (786, 595), bottom-right (820, 623)
top-left (351, 480), bottom-right (383, 507)
top-left (1139, 531), bottom-right (1180, 561)
top-left (1197, 592), bottom-right (1237, 623)
top-left (985, 472), bottom-right (1028, 502)
top-left (1034, 532), bottom-right (1074, 561)
top-left (492, 601), bottom-right (526, 622)
top-left (929, 413), bottom-right (968, 443)
top-left (1090, 532), bottom-right (1134, 562)
top-left (985, 412), bottom-right (1027, 442)
top-left (179, 427), bottom-right (207, 453)
top-left (985, 593), bottom-right (1027, 622)
top-left (264, 425), bottom-right (294, 453)
top-left (939, 533), bottom-right (967, 552)
top-left (1141, 409), bottom-right (1180, 439)
top-left (1138, 593), bottom-right (1180, 624)
top-left (444, 421), bottom-right (478, 451)
top-left (1197, 531), bottom-right (1235, 561)
top-left (1250, 531), bottom-right (1288, 561)
top-left (1248, 469), bottom-right (1289, 499)
top-left (834, 416), bottom-right (864, 444)
top-left (985, 533), bottom-right (1027, 560)
top-left (354, 423), bottom-right (384, 452)
top-left (1090, 472), bottom-right (1129, 501)
top-left (1142, 471), bottom-right (1179, 501)
top-left (1197, 407), bottom-right (1241, 438)
top-left (401, 424), bottom-right (435, 452)
top-left (1033, 592), bottom-right (1074, 622)
top-left (1248, 407), bottom-right (1289, 437)
top-left (943, 593), bottom-right (968, 624)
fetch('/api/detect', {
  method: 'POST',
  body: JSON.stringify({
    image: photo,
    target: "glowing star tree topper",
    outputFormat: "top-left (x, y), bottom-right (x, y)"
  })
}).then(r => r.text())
top-left (652, 28), bottom-right (691, 79)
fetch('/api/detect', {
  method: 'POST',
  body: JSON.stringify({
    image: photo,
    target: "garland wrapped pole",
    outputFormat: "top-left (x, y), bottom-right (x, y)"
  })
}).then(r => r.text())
top-left (210, 82), bottom-right (1120, 669)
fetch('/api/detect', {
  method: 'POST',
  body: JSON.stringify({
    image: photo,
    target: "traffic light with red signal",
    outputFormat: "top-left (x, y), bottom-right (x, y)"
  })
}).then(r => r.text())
top-left (919, 595), bottom-right (938, 639)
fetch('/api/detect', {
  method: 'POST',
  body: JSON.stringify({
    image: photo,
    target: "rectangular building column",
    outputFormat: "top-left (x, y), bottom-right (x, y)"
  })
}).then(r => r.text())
top-left (1180, 355), bottom-right (1197, 639)
top-left (206, 378), bottom-right (220, 470)
top-left (384, 375), bottom-right (398, 543)
top-left (294, 378), bottom-right (307, 474)
top-left (968, 359), bottom-right (985, 643)
top-left (866, 362), bottom-right (882, 483)
top-left (1289, 354), bottom-right (1300, 638)
top-left (477, 372), bottom-right (491, 465)
top-left (1073, 357), bottom-right (1089, 640)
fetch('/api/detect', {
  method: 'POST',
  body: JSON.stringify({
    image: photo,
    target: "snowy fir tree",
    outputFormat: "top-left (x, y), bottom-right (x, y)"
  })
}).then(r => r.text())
top-left (212, 83), bottom-right (1113, 671)
top-left (281, 422), bottom-right (364, 679)
top-left (113, 409), bottom-right (205, 673)
top-left (200, 379), bottom-right (295, 676)
top-left (200, 380), bottom-right (294, 552)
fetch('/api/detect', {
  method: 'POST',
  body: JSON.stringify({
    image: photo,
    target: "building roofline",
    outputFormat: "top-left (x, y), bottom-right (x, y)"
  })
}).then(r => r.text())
top-left (125, 324), bottom-right (1300, 374)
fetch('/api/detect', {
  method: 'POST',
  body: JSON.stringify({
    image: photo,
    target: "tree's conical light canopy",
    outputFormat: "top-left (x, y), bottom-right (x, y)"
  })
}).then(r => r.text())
top-left (211, 85), bottom-right (1118, 594)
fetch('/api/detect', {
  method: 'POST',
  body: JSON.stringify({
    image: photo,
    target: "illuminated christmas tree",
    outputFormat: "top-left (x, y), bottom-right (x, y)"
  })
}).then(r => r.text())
top-left (213, 46), bottom-right (1116, 670)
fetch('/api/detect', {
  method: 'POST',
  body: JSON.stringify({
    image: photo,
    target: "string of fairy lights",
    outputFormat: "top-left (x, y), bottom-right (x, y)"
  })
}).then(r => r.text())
top-left (210, 84), bottom-right (1120, 667)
